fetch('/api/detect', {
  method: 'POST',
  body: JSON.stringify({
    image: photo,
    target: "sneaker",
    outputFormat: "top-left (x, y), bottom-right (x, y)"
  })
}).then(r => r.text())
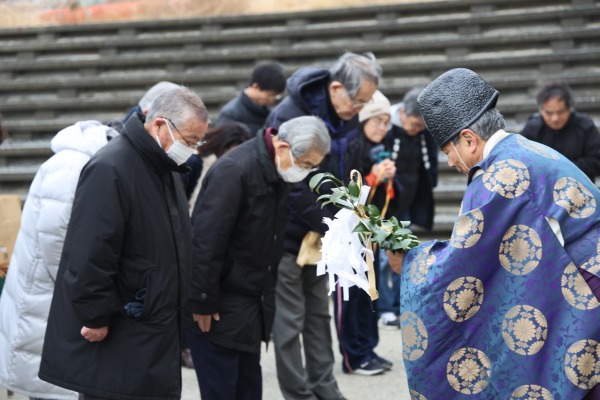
top-left (350, 358), bottom-right (386, 376)
top-left (375, 355), bottom-right (393, 371)
top-left (378, 312), bottom-right (400, 329)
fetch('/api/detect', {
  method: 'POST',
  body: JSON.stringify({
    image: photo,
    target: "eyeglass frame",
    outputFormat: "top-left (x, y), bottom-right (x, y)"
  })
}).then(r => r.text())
top-left (343, 88), bottom-right (371, 110)
top-left (162, 116), bottom-right (207, 149)
top-left (371, 115), bottom-right (392, 131)
top-left (289, 148), bottom-right (319, 172)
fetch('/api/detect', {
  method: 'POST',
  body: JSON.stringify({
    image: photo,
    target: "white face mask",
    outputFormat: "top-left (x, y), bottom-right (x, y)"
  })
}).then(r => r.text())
top-left (277, 151), bottom-right (312, 183)
top-left (164, 121), bottom-right (196, 165)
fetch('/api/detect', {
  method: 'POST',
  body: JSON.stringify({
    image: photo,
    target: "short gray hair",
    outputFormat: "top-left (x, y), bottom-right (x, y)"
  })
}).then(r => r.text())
top-left (146, 87), bottom-right (210, 127)
top-left (465, 108), bottom-right (506, 141)
top-left (279, 116), bottom-right (330, 157)
top-left (139, 81), bottom-right (181, 111)
top-left (402, 88), bottom-right (423, 118)
top-left (329, 52), bottom-right (382, 98)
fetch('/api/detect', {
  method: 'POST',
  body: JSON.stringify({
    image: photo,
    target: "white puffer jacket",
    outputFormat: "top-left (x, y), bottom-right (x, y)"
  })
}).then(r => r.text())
top-left (0, 121), bottom-right (114, 399)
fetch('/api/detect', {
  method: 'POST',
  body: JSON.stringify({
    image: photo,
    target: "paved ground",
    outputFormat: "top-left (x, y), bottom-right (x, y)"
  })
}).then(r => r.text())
top-left (1, 317), bottom-right (410, 400)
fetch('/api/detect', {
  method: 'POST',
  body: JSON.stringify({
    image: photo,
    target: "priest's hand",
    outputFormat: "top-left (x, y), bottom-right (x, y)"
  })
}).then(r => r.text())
top-left (386, 250), bottom-right (404, 274)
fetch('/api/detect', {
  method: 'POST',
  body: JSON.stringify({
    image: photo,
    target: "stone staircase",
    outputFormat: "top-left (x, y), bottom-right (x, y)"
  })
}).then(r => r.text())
top-left (0, 0), bottom-right (599, 240)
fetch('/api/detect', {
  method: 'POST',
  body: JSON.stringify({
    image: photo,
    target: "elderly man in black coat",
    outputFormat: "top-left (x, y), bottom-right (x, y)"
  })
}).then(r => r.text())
top-left (187, 115), bottom-right (331, 400)
top-left (39, 88), bottom-right (209, 400)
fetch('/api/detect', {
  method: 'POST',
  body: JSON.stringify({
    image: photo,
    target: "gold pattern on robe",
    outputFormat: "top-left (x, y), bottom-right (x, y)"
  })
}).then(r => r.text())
top-left (483, 159), bottom-right (530, 198)
top-left (565, 339), bottom-right (600, 389)
top-left (517, 135), bottom-right (560, 160)
top-left (409, 390), bottom-right (428, 400)
top-left (561, 263), bottom-right (600, 310)
top-left (450, 209), bottom-right (484, 249)
top-left (499, 225), bottom-right (543, 275)
top-left (446, 347), bottom-right (492, 395)
top-left (443, 276), bottom-right (484, 322)
top-left (502, 305), bottom-right (548, 355)
top-left (553, 177), bottom-right (596, 218)
top-left (409, 244), bottom-right (435, 285)
top-left (510, 384), bottom-right (554, 399)
top-left (400, 311), bottom-right (428, 361)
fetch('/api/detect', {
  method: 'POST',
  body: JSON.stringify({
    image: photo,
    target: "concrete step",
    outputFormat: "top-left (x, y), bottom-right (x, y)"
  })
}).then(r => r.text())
top-left (1, 22), bottom-right (599, 75)
top-left (0, 4), bottom-right (596, 58)
top-left (0, 164), bottom-right (37, 182)
top-left (0, 139), bottom-right (52, 156)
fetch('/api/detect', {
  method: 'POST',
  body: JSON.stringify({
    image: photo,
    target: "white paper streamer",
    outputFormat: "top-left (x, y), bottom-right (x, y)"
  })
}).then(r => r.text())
top-left (317, 208), bottom-right (373, 300)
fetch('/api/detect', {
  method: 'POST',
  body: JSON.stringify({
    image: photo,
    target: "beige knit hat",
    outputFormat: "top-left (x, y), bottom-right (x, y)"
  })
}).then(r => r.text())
top-left (358, 90), bottom-right (391, 122)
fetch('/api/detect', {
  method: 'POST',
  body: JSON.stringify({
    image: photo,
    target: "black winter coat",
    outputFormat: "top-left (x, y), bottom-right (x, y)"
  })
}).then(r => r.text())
top-left (188, 131), bottom-right (288, 353)
top-left (39, 114), bottom-right (192, 400)
top-left (520, 111), bottom-right (600, 182)
top-left (217, 90), bottom-right (271, 135)
top-left (264, 67), bottom-right (364, 255)
top-left (388, 126), bottom-right (438, 230)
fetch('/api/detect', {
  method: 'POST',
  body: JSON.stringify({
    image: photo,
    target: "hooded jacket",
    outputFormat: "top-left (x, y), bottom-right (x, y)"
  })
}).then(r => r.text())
top-left (39, 114), bottom-right (192, 400)
top-left (0, 121), bottom-right (112, 400)
top-left (265, 67), bottom-right (364, 255)
top-left (217, 90), bottom-right (271, 136)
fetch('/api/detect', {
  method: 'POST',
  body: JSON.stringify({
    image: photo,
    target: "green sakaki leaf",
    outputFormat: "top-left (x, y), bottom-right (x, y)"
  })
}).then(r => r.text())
top-left (309, 173), bottom-right (326, 191)
top-left (366, 204), bottom-right (381, 218)
top-left (316, 194), bottom-right (330, 203)
top-left (348, 181), bottom-right (360, 198)
top-left (400, 238), bottom-right (414, 248)
top-left (352, 223), bottom-right (371, 233)
top-left (330, 190), bottom-right (344, 205)
top-left (373, 228), bottom-right (391, 244)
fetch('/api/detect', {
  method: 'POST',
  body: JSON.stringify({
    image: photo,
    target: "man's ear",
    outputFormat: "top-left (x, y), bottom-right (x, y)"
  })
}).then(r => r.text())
top-left (459, 129), bottom-right (478, 152)
top-left (152, 117), bottom-right (164, 132)
top-left (273, 138), bottom-right (289, 156)
top-left (328, 81), bottom-right (344, 94)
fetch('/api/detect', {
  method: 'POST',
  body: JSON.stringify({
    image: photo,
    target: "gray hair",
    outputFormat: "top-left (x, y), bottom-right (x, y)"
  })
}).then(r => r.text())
top-left (329, 52), bottom-right (382, 98)
top-left (402, 88), bottom-right (423, 118)
top-left (279, 116), bottom-right (331, 157)
top-left (453, 108), bottom-right (505, 142)
top-left (139, 81), bottom-right (181, 111)
top-left (146, 87), bottom-right (210, 127)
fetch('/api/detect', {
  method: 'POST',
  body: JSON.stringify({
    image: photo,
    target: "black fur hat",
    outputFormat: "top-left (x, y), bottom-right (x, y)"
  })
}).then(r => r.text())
top-left (417, 68), bottom-right (499, 148)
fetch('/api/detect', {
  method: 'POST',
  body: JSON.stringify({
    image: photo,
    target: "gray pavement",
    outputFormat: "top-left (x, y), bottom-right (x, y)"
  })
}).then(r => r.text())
top-left (1, 318), bottom-right (410, 400)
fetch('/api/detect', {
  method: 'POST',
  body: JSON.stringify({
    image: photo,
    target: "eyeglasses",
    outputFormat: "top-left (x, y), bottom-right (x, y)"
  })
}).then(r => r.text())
top-left (163, 117), bottom-right (206, 149)
top-left (344, 88), bottom-right (371, 110)
top-left (372, 116), bottom-right (392, 130)
top-left (290, 149), bottom-right (319, 171)
top-left (293, 156), bottom-right (319, 172)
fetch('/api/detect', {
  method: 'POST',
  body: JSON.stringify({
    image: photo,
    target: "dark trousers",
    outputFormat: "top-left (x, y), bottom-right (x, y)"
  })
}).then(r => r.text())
top-left (79, 395), bottom-right (111, 400)
top-left (333, 254), bottom-right (380, 371)
top-left (186, 329), bottom-right (261, 400)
